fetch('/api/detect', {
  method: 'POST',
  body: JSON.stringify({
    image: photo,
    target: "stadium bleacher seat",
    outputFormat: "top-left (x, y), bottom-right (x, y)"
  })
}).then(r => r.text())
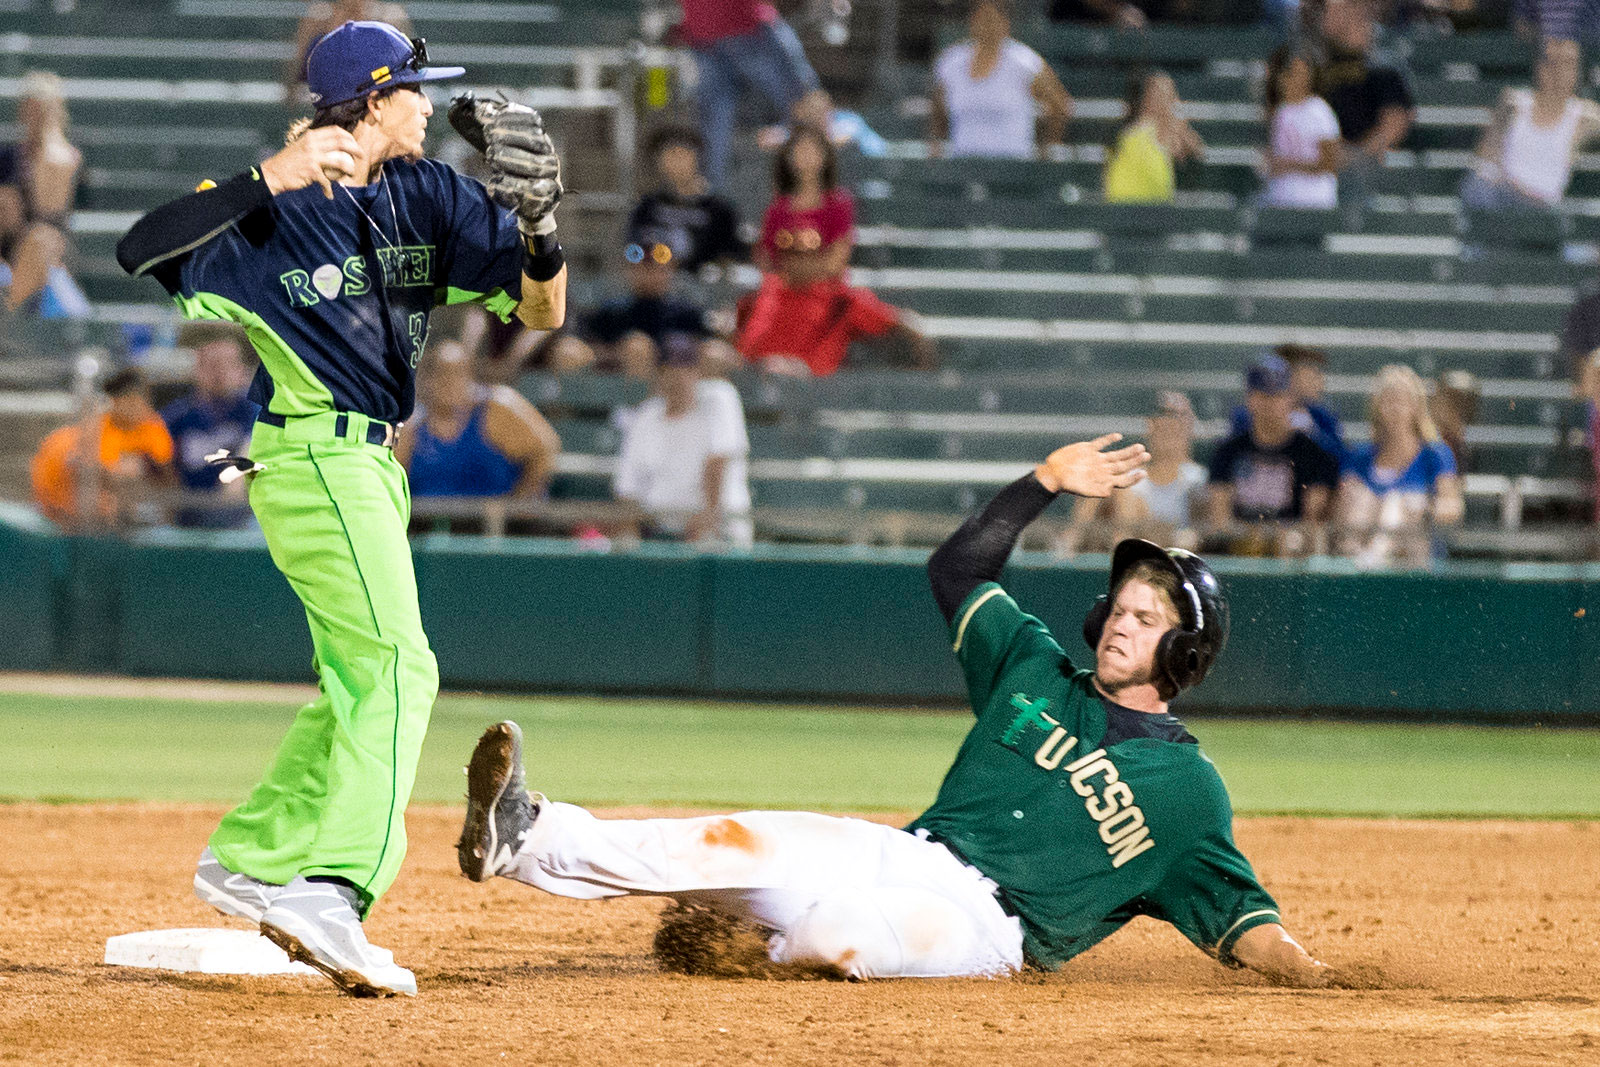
top-left (1, 9), bottom-right (1592, 555)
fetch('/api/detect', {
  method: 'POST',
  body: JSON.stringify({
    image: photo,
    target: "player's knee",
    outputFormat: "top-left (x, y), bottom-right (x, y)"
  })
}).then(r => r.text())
top-left (779, 894), bottom-right (900, 979)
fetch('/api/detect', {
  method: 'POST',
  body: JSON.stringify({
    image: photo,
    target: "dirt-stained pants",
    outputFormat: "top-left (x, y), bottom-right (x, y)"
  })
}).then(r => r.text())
top-left (503, 801), bottom-right (1024, 978)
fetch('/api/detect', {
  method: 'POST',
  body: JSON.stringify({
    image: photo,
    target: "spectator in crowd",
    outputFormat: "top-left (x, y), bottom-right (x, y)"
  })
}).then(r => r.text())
top-left (1207, 353), bottom-right (1341, 555)
top-left (1103, 72), bottom-right (1205, 203)
top-left (1263, 48), bottom-right (1342, 209)
top-left (628, 125), bottom-right (748, 277)
top-left (1059, 391), bottom-right (1206, 556)
top-left (677, 0), bottom-right (821, 191)
top-left (1334, 364), bottom-right (1463, 567)
top-left (1430, 368), bottom-right (1481, 474)
top-left (548, 229), bottom-right (727, 379)
top-left (1461, 37), bottom-right (1600, 211)
top-left (0, 71), bottom-right (88, 318)
top-left (738, 125), bottom-right (936, 376)
top-left (1560, 285), bottom-right (1600, 393)
top-left (1230, 343), bottom-right (1345, 462)
top-left (613, 339), bottom-right (753, 547)
top-left (31, 367), bottom-right (175, 528)
top-left (456, 302), bottom-right (551, 381)
top-left (758, 89), bottom-right (890, 158)
top-left (1513, 0), bottom-right (1600, 46)
top-left (286, 0), bottom-right (412, 100)
top-left (1313, 0), bottom-right (1416, 203)
top-left (162, 324), bottom-right (260, 528)
top-left (396, 341), bottom-right (561, 500)
top-left (930, 0), bottom-right (1074, 160)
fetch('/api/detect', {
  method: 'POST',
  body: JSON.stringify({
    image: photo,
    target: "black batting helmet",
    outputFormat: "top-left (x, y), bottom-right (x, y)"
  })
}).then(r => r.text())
top-left (1081, 539), bottom-right (1229, 694)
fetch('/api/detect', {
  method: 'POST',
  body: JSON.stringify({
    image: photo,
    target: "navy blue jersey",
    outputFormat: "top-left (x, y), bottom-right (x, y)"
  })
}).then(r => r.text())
top-left (157, 158), bottom-right (523, 423)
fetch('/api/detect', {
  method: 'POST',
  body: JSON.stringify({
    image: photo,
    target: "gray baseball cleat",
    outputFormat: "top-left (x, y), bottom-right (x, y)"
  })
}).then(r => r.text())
top-left (458, 720), bottom-right (539, 882)
top-left (194, 846), bottom-right (284, 923)
top-left (259, 878), bottom-right (417, 997)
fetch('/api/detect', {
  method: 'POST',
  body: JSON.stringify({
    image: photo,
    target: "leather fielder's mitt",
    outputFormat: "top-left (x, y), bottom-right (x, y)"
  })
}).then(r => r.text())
top-left (449, 92), bottom-right (562, 234)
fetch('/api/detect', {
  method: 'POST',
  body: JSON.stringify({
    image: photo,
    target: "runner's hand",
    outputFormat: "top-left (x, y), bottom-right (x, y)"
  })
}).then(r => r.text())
top-left (1035, 434), bottom-right (1149, 498)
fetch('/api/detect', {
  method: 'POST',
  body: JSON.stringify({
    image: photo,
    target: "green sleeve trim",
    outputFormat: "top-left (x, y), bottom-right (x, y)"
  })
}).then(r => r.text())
top-left (172, 291), bottom-right (335, 418)
top-left (437, 285), bottom-right (518, 324)
top-left (1215, 909), bottom-right (1281, 964)
top-left (952, 583), bottom-right (1007, 653)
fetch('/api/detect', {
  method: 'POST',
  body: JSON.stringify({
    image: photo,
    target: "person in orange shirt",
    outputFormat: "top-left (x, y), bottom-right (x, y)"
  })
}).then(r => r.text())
top-left (32, 367), bottom-right (176, 527)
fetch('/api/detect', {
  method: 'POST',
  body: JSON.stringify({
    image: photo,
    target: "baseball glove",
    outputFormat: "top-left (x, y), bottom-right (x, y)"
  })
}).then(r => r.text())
top-left (449, 92), bottom-right (563, 235)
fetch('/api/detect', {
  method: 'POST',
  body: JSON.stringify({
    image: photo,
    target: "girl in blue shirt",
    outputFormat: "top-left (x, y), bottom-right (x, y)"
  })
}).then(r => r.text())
top-left (1335, 364), bottom-right (1464, 567)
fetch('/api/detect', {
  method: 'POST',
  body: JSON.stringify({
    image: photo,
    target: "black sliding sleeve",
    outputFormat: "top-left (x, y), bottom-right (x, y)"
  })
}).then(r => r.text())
top-left (115, 168), bottom-right (273, 279)
top-left (927, 472), bottom-right (1060, 625)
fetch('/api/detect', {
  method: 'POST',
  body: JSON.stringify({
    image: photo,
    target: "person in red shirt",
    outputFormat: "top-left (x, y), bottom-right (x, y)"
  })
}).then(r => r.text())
top-left (737, 126), bottom-right (935, 377)
top-left (677, 0), bottom-right (819, 191)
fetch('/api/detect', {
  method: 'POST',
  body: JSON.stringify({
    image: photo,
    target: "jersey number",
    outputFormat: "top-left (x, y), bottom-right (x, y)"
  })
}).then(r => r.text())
top-left (407, 312), bottom-right (427, 368)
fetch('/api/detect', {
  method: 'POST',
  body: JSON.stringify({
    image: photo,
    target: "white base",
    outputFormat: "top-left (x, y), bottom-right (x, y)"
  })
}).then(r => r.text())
top-left (104, 928), bottom-right (319, 977)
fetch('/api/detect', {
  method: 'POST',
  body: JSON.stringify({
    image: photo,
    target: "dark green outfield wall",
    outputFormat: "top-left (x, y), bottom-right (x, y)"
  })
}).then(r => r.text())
top-left (1, 510), bottom-right (1595, 716)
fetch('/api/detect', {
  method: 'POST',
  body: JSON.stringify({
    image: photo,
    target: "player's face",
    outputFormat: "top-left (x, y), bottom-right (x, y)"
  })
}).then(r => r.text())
top-left (1095, 580), bottom-right (1174, 692)
top-left (373, 87), bottom-right (432, 164)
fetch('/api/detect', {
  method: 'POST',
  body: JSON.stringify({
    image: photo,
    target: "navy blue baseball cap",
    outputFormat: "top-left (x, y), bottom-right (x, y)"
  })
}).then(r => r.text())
top-left (306, 21), bottom-right (465, 108)
top-left (1245, 353), bottom-right (1292, 395)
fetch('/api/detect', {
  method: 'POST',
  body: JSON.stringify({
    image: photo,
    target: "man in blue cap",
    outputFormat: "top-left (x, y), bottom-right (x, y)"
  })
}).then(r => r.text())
top-left (116, 21), bottom-right (567, 997)
top-left (1206, 353), bottom-right (1340, 557)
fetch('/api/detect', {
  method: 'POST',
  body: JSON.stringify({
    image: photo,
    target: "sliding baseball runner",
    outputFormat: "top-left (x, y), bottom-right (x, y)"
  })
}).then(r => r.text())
top-left (117, 20), bottom-right (565, 996)
top-left (457, 436), bottom-right (1339, 985)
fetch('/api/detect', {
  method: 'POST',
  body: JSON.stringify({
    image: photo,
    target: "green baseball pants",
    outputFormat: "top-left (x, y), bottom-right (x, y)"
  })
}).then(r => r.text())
top-left (209, 412), bottom-right (438, 915)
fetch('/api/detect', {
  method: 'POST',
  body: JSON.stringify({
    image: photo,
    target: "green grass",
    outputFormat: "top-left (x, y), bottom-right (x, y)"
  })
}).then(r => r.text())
top-left (1, 691), bottom-right (1597, 818)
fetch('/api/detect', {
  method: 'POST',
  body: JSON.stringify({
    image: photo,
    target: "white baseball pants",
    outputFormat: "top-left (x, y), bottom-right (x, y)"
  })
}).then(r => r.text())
top-left (503, 801), bottom-right (1025, 979)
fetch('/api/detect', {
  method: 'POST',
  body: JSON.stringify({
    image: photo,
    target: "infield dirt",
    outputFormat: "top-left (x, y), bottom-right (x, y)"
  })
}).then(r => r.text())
top-left (1, 805), bottom-right (1596, 1066)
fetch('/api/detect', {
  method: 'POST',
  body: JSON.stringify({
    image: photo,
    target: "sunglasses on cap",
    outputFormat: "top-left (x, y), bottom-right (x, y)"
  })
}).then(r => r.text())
top-left (405, 37), bottom-right (429, 71)
top-left (356, 37), bottom-right (431, 95)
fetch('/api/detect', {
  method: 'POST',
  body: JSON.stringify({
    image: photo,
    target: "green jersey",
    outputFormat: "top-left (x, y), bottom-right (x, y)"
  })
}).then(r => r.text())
top-left (907, 582), bottom-right (1280, 970)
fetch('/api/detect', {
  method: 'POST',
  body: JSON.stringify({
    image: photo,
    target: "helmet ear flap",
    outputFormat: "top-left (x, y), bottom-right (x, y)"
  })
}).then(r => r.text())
top-left (1160, 629), bottom-right (1207, 692)
top-left (1082, 595), bottom-right (1110, 654)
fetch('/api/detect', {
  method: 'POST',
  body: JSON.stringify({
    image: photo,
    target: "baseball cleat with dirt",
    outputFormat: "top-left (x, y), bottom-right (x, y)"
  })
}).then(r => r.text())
top-left (458, 720), bottom-right (538, 882)
top-left (259, 877), bottom-right (416, 997)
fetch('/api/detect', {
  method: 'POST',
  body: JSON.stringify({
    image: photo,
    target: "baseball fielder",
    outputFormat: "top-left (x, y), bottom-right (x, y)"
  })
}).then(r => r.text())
top-left (116, 21), bottom-right (565, 996)
top-left (457, 436), bottom-right (1334, 985)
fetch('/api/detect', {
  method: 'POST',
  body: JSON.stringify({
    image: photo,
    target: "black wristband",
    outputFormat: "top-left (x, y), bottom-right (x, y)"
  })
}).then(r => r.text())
top-left (522, 232), bottom-right (565, 283)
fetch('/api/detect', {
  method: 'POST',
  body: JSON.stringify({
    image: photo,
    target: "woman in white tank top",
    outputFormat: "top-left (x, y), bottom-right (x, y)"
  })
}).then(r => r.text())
top-left (930, 0), bottom-right (1073, 159)
top-left (1462, 37), bottom-right (1600, 209)
top-left (1056, 392), bottom-right (1204, 557)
